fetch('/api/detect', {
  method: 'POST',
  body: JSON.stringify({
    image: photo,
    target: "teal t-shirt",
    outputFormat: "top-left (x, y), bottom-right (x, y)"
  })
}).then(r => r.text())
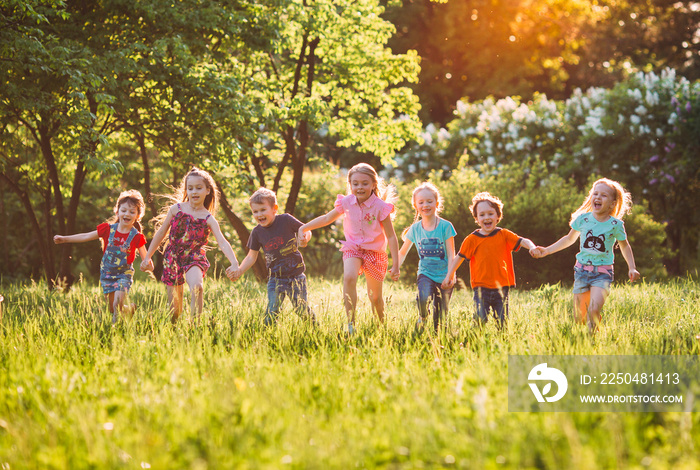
top-left (571, 212), bottom-right (627, 266)
top-left (405, 218), bottom-right (457, 283)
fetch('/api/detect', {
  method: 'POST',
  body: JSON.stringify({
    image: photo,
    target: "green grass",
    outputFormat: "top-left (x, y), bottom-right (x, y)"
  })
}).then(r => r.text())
top-left (0, 276), bottom-right (699, 469)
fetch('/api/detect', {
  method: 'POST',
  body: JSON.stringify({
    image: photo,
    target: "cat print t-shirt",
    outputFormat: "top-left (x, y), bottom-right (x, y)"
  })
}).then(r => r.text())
top-left (571, 212), bottom-right (627, 266)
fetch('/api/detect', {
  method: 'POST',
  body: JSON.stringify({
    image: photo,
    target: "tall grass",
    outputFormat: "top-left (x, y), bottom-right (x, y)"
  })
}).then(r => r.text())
top-left (0, 277), bottom-right (698, 469)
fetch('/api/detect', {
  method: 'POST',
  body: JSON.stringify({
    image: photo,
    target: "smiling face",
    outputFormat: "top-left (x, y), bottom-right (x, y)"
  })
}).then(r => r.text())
top-left (250, 201), bottom-right (278, 227)
top-left (349, 172), bottom-right (375, 204)
top-left (186, 175), bottom-right (211, 209)
top-left (414, 188), bottom-right (438, 219)
top-left (591, 183), bottom-right (616, 219)
top-left (474, 201), bottom-right (500, 235)
top-left (117, 202), bottom-right (140, 229)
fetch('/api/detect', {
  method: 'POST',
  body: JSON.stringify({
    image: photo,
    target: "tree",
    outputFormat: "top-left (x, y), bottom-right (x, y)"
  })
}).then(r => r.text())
top-left (232, 0), bottom-right (422, 215)
top-left (0, 0), bottom-right (275, 285)
top-left (383, 0), bottom-right (700, 125)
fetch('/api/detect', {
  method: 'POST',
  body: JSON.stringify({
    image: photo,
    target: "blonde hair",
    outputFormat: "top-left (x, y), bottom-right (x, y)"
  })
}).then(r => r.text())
top-left (108, 189), bottom-right (145, 233)
top-left (571, 178), bottom-right (632, 224)
top-left (346, 163), bottom-right (398, 219)
top-left (249, 188), bottom-right (277, 208)
top-left (402, 182), bottom-right (444, 240)
top-left (469, 192), bottom-right (503, 221)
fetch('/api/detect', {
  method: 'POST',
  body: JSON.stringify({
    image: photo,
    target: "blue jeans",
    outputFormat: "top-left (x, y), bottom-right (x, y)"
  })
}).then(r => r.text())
top-left (573, 266), bottom-right (614, 294)
top-left (473, 286), bottom-right (510, 328)
top-left (266, 274), bottom-right (314, 325)
top-left (416, 274), bottom-right (453, 330)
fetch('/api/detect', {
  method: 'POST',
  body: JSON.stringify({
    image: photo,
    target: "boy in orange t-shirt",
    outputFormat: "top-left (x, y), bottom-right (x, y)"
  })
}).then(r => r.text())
top-left (442, 192), bottom-right (535, 327)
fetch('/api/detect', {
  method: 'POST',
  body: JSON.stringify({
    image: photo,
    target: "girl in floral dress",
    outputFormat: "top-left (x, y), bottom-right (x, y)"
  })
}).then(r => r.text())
top-left (141, 168), bottom-right (239, 322)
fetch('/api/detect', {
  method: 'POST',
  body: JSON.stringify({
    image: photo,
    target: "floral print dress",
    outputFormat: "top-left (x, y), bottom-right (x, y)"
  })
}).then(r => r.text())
top-left (161, 203), bottom-right (211, 286)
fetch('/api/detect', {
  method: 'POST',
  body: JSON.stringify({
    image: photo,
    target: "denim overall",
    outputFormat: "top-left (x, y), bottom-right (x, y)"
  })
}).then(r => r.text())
top-left (100, 224), bottom-right (137, 294)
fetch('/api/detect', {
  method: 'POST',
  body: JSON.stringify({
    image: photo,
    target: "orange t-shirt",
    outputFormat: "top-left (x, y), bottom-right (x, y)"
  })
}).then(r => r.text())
top-left (458, 228), bottom-right (522, 289)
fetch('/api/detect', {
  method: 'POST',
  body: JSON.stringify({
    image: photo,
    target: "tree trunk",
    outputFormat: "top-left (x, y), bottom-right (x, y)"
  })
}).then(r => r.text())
top-left (58, 159), bottom-right (89, 287)
top-left (284, 37), bottom-right (318, 215)
top-left (0, 173), bottom-right (57, 287)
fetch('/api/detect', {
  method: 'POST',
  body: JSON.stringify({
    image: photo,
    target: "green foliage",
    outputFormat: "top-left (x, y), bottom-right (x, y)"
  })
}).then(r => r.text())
top-left (0, 278), bottom-right (699, 467)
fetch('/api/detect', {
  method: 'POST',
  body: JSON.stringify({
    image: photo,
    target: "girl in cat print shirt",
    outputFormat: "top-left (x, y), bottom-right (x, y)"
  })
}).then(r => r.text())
top-left (531, 178), bottom-right (641, 334)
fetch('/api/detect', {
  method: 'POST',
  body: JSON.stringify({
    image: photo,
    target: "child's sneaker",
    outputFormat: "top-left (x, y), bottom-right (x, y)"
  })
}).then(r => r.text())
top-left (347, 322), bottom-right (355, 335)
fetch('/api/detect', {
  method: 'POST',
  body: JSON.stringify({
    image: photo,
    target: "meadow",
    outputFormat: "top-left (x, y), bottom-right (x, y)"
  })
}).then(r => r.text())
top-left (0, 276), bottom-right (699, 469)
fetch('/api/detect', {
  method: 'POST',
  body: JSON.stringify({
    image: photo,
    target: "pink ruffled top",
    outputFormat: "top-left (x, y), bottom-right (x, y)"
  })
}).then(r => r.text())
top-left (334, 193), bottom-right (394, 253)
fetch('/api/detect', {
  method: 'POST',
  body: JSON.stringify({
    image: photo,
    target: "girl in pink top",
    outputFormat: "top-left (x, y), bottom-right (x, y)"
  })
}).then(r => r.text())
top-left (299, 163), bottom-right (400, 333)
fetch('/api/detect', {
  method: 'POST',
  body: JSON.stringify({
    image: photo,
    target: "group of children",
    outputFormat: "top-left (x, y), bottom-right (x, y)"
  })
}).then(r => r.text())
top-left (54, 164), bottom-right (640, 334)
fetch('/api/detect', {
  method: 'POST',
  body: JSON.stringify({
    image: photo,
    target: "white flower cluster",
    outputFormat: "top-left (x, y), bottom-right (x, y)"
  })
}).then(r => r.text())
top-left (392, 68), bottom-right (697, 183)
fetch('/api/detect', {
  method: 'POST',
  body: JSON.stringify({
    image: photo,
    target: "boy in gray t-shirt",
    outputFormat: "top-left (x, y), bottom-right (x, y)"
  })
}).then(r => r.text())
top-left (230, 188), bottom-right (313, 325)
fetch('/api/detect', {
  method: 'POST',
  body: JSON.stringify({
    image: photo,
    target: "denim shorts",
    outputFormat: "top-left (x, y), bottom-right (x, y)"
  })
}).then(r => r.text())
top-left (573, 266), bottom-right (613, 294)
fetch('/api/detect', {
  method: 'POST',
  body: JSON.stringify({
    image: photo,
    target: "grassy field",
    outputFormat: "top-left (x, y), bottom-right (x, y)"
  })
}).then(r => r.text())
top-left (0, 276), bottom-right (699, 469)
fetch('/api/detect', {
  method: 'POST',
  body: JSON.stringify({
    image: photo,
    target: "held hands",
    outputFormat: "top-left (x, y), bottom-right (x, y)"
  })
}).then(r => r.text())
top-left (297, 230), bottom-right (311, 248)
top-left (388, 265), bottom-right (400, 281)
top-left (441, 275), bottom-right (456, 290)
top-left (140, 258), bottom-right (154, 272)
top-left (226, 265), bottom-right (241, 282)
top-left (530, 246), bottom-right (547, 258)
top-left (297, 227), bottom-right (309, 245)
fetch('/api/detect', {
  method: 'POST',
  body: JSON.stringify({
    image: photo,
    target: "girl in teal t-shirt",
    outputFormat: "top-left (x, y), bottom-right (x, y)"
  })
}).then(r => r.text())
top-left (531, 178), bottom-right (641, 334)
top-left (399, 182), bottom-right (457, 330)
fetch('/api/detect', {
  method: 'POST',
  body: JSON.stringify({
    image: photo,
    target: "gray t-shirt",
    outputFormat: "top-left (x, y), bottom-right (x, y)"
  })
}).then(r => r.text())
top-left (248, 213), bottom-right (305, 278)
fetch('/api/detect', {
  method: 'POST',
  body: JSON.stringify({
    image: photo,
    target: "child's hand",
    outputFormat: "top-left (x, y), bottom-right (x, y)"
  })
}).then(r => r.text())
top-left (226, 266), bottom-right (242, 282)
top-left (140, 258), bottom-right (153, 272)
top-left (297, 231), bottom-right (311, 248)
top-left (628, 268), bottom-right (641, 282)
top-left (443, 275), bottom-right (456, 289)
top-left (391, 266), bottom-right (400, 281)
top-left (53, 235), bottom-right (66, 244)
top-left (297, 227), bottom-right (308, 243)
top-left (530, 246), bottom-right (546, 258)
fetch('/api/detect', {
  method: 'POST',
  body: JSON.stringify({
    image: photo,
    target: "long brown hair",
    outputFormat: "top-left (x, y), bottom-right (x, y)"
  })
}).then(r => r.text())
top-left (151, 167), bottom-right (220, 233)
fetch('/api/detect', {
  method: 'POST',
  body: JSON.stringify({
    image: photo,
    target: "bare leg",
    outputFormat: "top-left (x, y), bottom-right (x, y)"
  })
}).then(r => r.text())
top-left (587, 286), bottom-right (609, 334)
top-left (112, 290), bottom-right (128, 323)
top-left (167, 284), bottom-right (183, 323)
top-left (185, 267), bottom-right (205, 317)
top-left (365, 276), bottom-right (385, 323)
top-left (342, 258), bottom-right (362, 326)
top-left (573, 291), bottom-right (590, 325)
top-left (106, 292), bottom-right (115, 315)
